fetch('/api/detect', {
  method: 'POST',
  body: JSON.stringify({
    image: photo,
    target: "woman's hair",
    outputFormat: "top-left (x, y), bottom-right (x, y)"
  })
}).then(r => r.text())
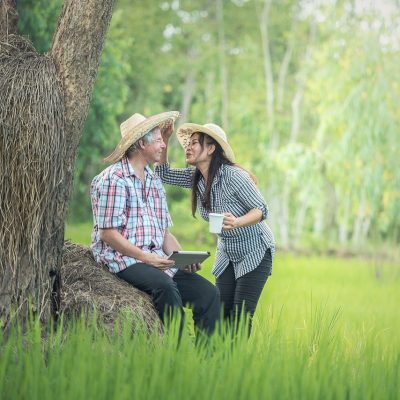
top-left (191, 133), bottom-right (257, 217)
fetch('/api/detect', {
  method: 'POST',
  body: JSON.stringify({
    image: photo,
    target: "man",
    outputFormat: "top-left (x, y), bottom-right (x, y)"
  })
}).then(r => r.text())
top-left (90, 111), bottom-right (220, 336)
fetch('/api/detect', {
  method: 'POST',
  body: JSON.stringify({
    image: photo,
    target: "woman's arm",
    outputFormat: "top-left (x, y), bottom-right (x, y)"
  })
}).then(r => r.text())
top-left (222, 209), bottom-right (263, 230)
top-left (231, 169), bottom-right (269, 220)
top-left (221, 168), bottom-right (269, 230)
top-left (158, 120), bottom-right (174, 165)
top-left (154, 163), bottom-right (193, 188)
top-left (155, 121), bottom-right (194, 188)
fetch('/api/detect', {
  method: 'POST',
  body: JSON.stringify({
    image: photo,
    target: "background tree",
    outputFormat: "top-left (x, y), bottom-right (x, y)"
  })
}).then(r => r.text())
top-left (65, 0), bottom-right (399, 254)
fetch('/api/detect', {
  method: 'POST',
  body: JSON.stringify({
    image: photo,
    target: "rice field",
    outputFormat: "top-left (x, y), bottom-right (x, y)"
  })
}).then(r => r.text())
top-left (0, 224), bottom-right (399, 399)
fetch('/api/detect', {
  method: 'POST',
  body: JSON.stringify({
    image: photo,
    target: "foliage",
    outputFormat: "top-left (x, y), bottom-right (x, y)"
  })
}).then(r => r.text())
top-left (17, 0), bottom-right (62, 52)
top-left (16, 0), bottom-right (400, 251)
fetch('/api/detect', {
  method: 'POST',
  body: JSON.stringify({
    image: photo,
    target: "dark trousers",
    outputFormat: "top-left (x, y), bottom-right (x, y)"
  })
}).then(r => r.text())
top-left (117, 264), bottom-right (220, 336)
top-left (216, 249), bottom-right (272, 335)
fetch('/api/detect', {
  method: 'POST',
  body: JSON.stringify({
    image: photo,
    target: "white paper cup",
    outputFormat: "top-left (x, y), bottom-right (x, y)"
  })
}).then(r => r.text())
top-left (209, 213), bottom-right (224, 233)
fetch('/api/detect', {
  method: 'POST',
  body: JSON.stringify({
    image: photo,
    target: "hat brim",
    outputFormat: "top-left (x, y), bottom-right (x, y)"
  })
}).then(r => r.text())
top-left (105, 111), bottom-right (180, 163)
top-left (176, 123), bottom-right (235, 163)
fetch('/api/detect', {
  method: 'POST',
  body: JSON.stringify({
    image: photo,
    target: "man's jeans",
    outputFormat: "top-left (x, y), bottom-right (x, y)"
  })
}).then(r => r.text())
top-left (117, 263), bottom-right (220, 336)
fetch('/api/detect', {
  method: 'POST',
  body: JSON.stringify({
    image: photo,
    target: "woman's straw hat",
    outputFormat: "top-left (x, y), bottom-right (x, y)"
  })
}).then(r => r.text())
top-left (105, 111), bottom-right (180, 163)
top-left (176, 123), bottom-right (236, 163)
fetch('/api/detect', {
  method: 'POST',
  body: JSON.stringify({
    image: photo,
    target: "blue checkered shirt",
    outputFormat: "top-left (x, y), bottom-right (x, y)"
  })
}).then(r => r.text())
top-left (155, 163), bottom-right (275, 279)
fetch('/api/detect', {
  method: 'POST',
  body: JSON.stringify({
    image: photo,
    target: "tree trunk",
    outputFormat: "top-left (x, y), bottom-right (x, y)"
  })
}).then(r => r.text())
top-left (293, 195), bottom-right (309, 247)
top-left (277, 32), bottom-right (294, 111)
top-left (313, 205), bottom-right (324, 239)
top-left (0, 0), bottom-right (18, 37)
top-left (289, 20), bottom-right (316, 144)
top-left (279, 177), bottom-right (290, 250)
top-left (258, 0), bottom-right (277, 148)
top-left (352, 196), bottom-right (366, 246)
top-left (179, 49), bottom-right (197, 127)
top-left (216, 0), bottom-right (229, 129)
top-left (338, 195), bottom-right (350, 244)
top-left (0, 0), bottom-right (115, 330)
top-left (205, 70), bottom-right (216, 122)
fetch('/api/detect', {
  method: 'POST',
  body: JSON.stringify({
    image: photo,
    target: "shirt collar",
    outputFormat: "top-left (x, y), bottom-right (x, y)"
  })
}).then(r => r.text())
top-left (120, 156), bottom-right (154, 178)
top-left (198, 164), bottom-right (224, 190)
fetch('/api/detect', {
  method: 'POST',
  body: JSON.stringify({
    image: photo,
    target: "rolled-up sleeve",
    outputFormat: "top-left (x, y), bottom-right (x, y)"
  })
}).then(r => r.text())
top-left (154, 163), bottom-right (193, 188)
top-left (97, 175), bottom-right (127, 229)
top-left (230, 170), bottom-right (269, 220)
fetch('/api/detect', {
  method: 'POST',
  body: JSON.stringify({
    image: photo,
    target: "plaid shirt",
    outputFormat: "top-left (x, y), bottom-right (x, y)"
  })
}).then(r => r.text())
top-left (90, 156), bottom-right (174, 275)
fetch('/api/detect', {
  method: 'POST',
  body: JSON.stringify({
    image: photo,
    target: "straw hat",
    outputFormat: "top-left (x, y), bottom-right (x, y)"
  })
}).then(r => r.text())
top-left (176, 123), bottom-right (235, 163)
top-left (105, 111), bottom-right (180, 163)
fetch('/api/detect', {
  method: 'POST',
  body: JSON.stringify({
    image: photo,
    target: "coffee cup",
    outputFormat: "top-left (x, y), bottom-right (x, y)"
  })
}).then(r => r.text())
top-left (209, 213), bottom-right (224, 233)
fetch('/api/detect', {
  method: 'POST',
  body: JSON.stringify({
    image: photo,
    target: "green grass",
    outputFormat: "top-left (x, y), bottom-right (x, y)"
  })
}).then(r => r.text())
top-left (5, 224), bottom-right (389, 398)
top-left (65, 222), bottom-right (93, 246)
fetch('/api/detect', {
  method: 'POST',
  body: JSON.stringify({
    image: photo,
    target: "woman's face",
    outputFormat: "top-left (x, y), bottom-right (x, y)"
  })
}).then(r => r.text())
top-left (185, 133), bottom-right (214, 166)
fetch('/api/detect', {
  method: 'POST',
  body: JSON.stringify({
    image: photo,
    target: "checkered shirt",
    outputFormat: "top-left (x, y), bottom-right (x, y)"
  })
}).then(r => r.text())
top-left (155, 163), bottom-right (275, 279)
top-left (91, 156), bottom-right (175, 275)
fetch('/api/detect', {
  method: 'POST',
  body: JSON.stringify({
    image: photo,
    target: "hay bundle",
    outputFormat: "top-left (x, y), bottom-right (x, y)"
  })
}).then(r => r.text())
top-left (0, 35), bottom-right (67, 319)
top-left (61, 242), bottom-right (162, 333)
top-left (0, 34), bottom-right (66, 267)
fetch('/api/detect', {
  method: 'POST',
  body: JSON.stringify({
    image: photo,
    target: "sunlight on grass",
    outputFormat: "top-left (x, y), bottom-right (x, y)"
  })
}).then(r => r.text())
top-left (1, 303), bottom-right (399, 400)
top-left (55, 222), bottom-right (400, 399)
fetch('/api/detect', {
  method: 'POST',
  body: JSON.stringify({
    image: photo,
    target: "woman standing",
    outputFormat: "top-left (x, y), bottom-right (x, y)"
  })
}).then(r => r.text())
top-left (155, 122), bottom-right (275, 334)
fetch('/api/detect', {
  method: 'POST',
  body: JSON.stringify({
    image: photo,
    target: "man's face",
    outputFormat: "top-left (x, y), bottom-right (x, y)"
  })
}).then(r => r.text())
top-left (142, 128), bottom-right (166, 163)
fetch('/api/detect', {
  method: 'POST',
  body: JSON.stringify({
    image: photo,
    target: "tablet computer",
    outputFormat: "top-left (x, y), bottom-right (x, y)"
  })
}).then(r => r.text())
top-left (167, 251), bottom-right (210, 269)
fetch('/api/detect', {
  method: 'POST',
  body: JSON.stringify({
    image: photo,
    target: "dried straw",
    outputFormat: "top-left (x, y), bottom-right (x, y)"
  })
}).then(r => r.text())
top-left (61, 241), bottom-right (162, 333)
top-left (0, 35), bottom-right (66, 275)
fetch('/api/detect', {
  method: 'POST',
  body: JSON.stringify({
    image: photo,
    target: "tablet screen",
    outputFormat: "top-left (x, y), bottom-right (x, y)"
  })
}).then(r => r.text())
top-left (167, 251), bottom-right (210, 269)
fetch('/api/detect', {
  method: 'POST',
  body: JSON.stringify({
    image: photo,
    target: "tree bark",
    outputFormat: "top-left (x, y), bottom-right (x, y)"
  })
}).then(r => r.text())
top-left (205, 70), bottom-right (216, 122)
top-left (51, 0), bottom-right (115, 163)
top-left (277, 34), bottom-right (294, 111)
top-left (0, 0), bottom-right (18, 38)
top-left (289, 20), bottom-right (316, 144)
top-left (279, 176), bottom-right (290, 249)
top-left (216, 0), bottom-right (229, 129)
top-left (179, 48), bottom-right (197, 127)
top-left (0, 0), bottom-right (115, 329)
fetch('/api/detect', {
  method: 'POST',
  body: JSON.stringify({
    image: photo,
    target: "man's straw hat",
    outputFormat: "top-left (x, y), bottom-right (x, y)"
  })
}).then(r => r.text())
top-left (176, 123), bottom-right (235, 163)
top-left (105, 111), bottom-right (180, 163)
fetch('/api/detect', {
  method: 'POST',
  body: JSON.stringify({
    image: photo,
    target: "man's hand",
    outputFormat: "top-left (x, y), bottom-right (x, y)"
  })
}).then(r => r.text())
top-left (182, 263), bottom-right (202, 273)
top-left (142, 253), bottom-right (175, 270)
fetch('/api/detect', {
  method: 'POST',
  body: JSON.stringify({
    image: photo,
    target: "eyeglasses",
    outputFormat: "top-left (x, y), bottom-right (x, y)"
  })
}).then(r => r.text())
top-left (152, 138), bottom-right (165, 145)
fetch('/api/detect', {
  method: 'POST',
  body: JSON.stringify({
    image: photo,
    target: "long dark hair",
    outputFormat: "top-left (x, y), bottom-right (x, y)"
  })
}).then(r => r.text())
top-left (191, 133), bottom-right (257, 217)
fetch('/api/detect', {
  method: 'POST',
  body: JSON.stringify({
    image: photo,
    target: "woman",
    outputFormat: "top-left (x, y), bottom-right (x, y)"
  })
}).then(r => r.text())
top-left (155, 122), bottom-right (275, 334)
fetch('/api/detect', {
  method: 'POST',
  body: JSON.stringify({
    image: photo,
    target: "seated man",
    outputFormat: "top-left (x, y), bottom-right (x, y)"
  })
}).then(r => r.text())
top-left (90, 111), bottom-right (220, 336)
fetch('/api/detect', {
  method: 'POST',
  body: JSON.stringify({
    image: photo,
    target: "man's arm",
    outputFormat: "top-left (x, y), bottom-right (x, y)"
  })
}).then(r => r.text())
top-left (100, 229), bottom-right (175, 269)
top-left (162, 230), bottom-right (182, 255)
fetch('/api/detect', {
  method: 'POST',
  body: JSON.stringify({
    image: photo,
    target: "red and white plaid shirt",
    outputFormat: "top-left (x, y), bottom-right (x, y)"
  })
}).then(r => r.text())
top-left (90, 156), bottom-right (174, 275)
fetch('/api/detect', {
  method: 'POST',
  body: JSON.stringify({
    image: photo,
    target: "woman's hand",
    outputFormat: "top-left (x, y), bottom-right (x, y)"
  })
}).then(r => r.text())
top-left (161, 120), bottom-right (174, 140)
top-left (222, 212), bottom-right (241, 230)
